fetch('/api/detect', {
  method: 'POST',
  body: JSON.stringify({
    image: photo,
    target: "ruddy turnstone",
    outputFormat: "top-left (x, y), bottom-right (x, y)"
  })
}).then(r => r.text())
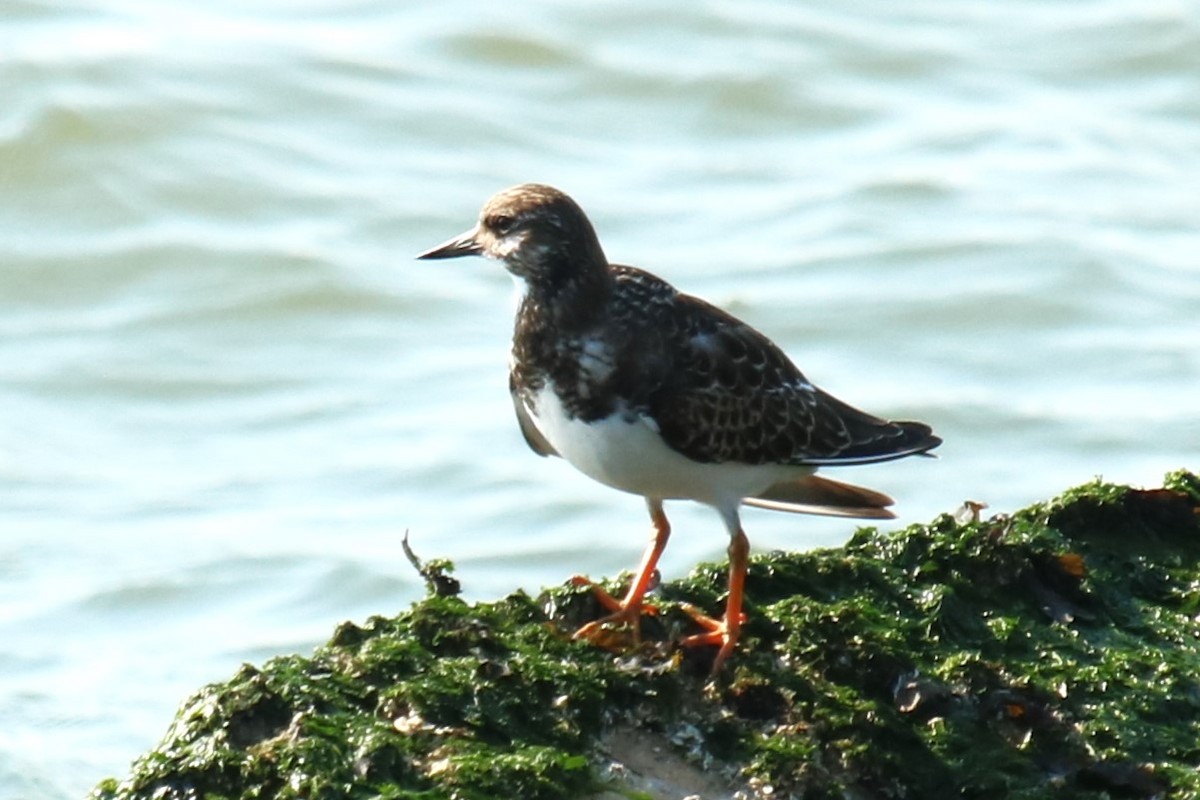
top-left (418, 184), bottom-right (941, 674)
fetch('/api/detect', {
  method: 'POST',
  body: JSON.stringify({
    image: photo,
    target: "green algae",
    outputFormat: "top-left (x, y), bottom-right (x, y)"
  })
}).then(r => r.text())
top-left (94, 472), bottom-right (1200, 800)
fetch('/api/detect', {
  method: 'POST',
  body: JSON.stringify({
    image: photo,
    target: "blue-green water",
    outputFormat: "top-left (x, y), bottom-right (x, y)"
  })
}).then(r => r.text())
top-left (2, 2), bottom-right (1198, 796)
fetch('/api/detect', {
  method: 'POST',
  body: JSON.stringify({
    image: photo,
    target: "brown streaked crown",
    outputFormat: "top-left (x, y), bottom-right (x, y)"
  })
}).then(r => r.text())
top-left (475, 184), bottom-right (609, 285)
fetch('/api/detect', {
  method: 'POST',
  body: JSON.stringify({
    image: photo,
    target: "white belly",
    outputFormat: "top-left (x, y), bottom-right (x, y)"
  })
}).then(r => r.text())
top-left (526, 382), bottom-right (804, 508)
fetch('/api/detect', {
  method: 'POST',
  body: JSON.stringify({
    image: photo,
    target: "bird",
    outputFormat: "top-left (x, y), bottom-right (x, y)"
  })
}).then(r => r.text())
top-left (417, 183), bottom-right (941, 674)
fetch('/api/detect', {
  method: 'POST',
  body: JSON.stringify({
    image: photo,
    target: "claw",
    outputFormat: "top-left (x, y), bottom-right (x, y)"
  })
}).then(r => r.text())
top-left (677, 603), bottom-right (745, 675)
top-left (571, 575), bottom-right (659, 645)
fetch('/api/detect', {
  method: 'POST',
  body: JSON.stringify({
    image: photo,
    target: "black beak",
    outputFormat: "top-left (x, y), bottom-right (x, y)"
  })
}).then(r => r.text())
top-left (416, 227), bottom-right (483, 260)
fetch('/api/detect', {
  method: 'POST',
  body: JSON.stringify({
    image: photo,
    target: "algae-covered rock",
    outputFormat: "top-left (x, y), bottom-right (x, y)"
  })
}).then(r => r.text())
top-left (93, 472), bottom-right (1200, 799)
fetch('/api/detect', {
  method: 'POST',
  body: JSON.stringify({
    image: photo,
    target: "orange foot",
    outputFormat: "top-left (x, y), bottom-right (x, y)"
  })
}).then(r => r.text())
top-left (678, 602), bottom-right (747, 675)
top-left (570, 575), bottom-right (659, 647)
top-left (569, 500), bottom-right (672, 650)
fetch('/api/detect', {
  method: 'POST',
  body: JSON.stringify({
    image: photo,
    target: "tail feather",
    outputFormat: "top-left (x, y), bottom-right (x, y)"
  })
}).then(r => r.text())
top-left (743, 475), bottom-right (896, 520)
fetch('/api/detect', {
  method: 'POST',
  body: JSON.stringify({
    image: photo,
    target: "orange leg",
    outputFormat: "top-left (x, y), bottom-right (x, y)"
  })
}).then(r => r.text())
top-left (573, 499), bottom-right (670, 643)
top-left (680, 525), bottom-right (749, 675)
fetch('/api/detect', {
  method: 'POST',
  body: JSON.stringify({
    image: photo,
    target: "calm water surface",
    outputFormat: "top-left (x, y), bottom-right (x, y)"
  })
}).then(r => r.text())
top-left (2, 1), bottom-right (1198, 796)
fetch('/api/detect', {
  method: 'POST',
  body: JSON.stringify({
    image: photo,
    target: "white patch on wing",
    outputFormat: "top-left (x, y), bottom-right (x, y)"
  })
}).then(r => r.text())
top-left (526, 381), bottom-right (807, 508)
top-left (576, 337), bottom-right (615, 397)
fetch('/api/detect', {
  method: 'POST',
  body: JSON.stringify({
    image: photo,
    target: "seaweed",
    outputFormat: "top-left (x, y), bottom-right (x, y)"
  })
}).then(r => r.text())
top-left (94, 471), bottom-right (1199, 799)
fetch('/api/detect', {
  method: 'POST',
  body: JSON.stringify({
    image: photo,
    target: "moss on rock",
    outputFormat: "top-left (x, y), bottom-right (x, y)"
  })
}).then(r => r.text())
top-left (94, 472), bottom-right (1200, 799)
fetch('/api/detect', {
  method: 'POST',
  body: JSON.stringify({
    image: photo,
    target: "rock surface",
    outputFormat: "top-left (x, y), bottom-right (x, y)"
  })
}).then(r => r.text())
top-left (93, 471), bottom-right (1200, 799)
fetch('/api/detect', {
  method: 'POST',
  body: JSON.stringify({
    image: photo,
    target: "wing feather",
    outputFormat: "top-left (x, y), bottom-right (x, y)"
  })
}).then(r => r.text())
top-left (743, 475), bottom-right (896, 519)
top-left (510, 374), bottom-right (557, 457)
top-left (623, 278), bottom-right (939, 466)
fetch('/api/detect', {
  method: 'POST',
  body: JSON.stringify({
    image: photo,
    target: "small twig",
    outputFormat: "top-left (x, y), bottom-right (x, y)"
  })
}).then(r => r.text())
top-left (402, 530), bottom-right (462, 598)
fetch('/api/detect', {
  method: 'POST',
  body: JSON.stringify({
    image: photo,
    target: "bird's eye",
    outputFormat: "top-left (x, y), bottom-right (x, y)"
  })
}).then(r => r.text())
top-left (490, 214), bottom-right (516, 234)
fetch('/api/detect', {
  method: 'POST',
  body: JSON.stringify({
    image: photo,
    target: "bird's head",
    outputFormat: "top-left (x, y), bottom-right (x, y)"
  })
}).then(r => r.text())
top-left (417, 184), bottom-right (607, 287)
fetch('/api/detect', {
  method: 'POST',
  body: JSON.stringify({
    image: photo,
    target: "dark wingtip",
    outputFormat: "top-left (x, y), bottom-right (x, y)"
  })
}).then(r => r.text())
top-left (801, 420), bottom-right (942, 467)
top-left (901, 426), bottom-right (942, 456)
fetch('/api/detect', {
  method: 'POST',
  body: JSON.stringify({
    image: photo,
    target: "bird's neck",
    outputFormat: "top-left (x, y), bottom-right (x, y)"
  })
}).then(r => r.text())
top-left (515, 259), bottom-right (613, 335)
